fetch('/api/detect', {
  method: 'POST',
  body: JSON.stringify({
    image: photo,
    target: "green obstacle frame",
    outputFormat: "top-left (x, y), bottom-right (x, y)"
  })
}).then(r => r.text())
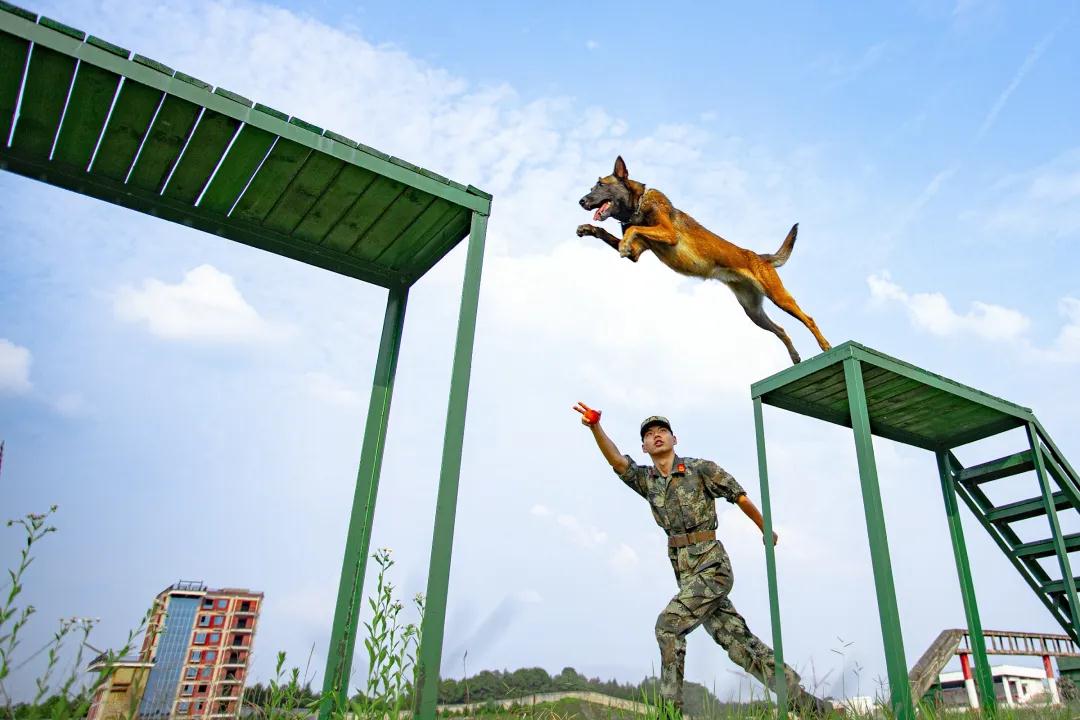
top-left (0, 5), bottom-right (491, 719)
top-left (751, 341), bottom-right (1080, 720)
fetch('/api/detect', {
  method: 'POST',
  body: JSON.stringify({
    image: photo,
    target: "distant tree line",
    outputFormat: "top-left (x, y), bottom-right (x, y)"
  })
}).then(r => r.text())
top-left (436, 666), bottom-right (726, 716)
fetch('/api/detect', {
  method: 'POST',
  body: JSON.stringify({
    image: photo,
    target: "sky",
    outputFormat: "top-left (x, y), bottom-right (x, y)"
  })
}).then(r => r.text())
top-left (1, 0), bottom-right (1079, 705)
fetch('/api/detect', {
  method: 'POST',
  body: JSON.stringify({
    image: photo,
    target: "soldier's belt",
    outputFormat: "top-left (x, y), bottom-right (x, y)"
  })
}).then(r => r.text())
top-left (667, 529), bottom-right (716, 549)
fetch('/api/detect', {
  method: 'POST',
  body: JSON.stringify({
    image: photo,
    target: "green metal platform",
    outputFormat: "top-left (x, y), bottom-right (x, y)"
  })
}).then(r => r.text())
top-left (0, 4), bottom-right (490, 719)
top-left (752, 341), bottom-right (1080, 719)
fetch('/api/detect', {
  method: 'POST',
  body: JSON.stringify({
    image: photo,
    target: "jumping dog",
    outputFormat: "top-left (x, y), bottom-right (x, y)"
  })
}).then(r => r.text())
top-left (577, 156), bottom-right (831, 364)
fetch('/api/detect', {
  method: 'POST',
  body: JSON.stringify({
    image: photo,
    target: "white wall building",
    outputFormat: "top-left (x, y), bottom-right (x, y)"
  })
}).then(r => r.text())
top-left (937, 664), bottom-right (1057, 708)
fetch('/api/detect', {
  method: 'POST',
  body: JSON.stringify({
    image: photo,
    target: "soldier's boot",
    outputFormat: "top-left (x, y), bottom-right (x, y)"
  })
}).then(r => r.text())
top-left (788, 687), bottom-right (835, 719)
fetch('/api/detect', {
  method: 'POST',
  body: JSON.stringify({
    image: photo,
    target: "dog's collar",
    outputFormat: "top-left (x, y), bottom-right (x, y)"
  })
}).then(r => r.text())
top-left (621, 186), bottom-right (647, 229)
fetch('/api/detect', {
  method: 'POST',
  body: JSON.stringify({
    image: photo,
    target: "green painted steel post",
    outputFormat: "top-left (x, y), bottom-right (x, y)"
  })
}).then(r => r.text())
top-left (753, 397), bottom-right (789, 715)
top-left (414, 211), bottom-right (488, 720)
top-left (1027, 422), bottom-right (1080, 638)
top-left (935, 452), bottom-right (996, 713)
top-left (320, 284), bottom-right (409, 718)
top-left (842, 357), bottom-right (914, 720)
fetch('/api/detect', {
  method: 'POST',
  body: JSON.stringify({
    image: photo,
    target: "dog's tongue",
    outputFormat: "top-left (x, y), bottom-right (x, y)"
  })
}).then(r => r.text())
top-left (593, 201), bottom-right (611, 221)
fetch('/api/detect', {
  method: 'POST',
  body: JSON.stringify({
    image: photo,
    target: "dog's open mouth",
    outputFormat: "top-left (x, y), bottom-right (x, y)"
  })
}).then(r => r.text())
top-left (593, 201), bottom-right (612, 222)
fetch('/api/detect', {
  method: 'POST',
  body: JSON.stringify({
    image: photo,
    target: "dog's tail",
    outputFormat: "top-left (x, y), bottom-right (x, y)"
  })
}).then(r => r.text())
top-left (760, 223), bottom-right (798, 267)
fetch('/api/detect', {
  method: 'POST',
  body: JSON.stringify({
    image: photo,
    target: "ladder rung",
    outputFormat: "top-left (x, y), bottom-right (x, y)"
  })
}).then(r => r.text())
top-left (987, 492), bottom-right (1069, 523)
top-left (957, 451), bottom-right (1034, 484)
top-left (1043, 577), bottom-right (1080, 595)
top-left (1016, 533), bottom-right (1080, 559)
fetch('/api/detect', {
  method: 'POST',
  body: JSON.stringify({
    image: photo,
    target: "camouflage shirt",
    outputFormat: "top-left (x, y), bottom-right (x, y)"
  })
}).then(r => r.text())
top-left (616, 455), bottom-right (746, 536)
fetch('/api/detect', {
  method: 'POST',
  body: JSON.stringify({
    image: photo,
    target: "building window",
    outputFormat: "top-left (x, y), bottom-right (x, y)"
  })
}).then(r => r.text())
top-left (194, 633), bottom-right (207, 645)
top-left (198, 684), bottom-right (208, 694)
top-left (204, 650), bottom-right (217, 662)
top-left (181, 684), bottom-right (193, 696)
top-left (208, 633), bottom-right (220, 644)
top-left (216, 598), bottom-right (228, 609)
top-left (212, 616), bottom-right (224, 627)
top-left (198, 615), bottom-right (210, 627)
top-left (195, 702), bottom-right (204, 711)
top-left (202, 599), bottom-right (213, 609)
top-left (178, 702), bottom-right (191, 715)
top-left (190, 650), bottom-right (202, 662)
top-left (240, 601), bottom-right (252, 612)
top-left (200, 667), bottom-right (212, 679)
top-left (185, 668), bottom-right (197, 680)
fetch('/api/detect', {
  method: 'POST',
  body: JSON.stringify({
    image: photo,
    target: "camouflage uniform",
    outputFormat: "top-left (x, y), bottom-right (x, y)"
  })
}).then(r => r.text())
top-left (616, 455), bottom-right (827, 715)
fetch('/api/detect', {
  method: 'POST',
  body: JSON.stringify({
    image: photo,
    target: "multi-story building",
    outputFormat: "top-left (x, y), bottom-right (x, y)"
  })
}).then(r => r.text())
top-left (87, 581), bottom-right (262, 720)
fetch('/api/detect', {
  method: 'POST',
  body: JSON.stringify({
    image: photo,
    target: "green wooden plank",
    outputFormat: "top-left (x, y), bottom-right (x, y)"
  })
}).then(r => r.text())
top-left (10, 44), bottom-right (75, 157)
top-left (987, 492), bottom-right (1066, 523)
top-left (163, 109), bottom-right (240, 204)
top-left (773, 364), bottom-right (844, 399)
top-left (1016, 533), bottom-right (1080, 560)
top-left (292, 163), bottom-right (379, 243)
top-left (752, 343), bottom-right (855, 399)
top-left (0, 31), bottom-right (30, 142)
top-left (799, 363), bottom-right (890, 406)
top-left (262, 150), bottom-right (346, 234)
top-left (126, 94), bottom-right (200, 191)
top-left (0, 151), bottom-right (403, 287)
top-left (916, 403), bottom-right (1001, 440)
top-left (957, 451), bottom-right (1034, 485)
top-left (351, 187), bottom-right (435, 261)
top-left (887, 391), bottom-right (969, 429)
top-left (793, 364), bottom-right (864, 405)
top-left (52, 62), bottom-right (119, 169)
top-left (403, 211), bottom-right (474, 282)
top-left (764, 392), bottom-right (940, 450)
top-left (230, 137), bottom-right (310, 222)
top-left (942, 415), bottom-right (1025, 450)
top-left (870, 383), bottom-right (943, 422)
top-left (851, 344), bottom-right (1032, 419)
top-left (321, 175), bottom-right (404, 253)
top-left (379, 199), bottom-right (460, 269)
top-left (197, 123), bottom-right (275, 214)
top-left (863, 375), bottom-right (923, 412)
top-left (90, 79), bottom-right (161, 181)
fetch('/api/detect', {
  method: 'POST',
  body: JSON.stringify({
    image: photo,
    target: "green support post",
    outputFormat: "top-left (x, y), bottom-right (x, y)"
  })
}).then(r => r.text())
top-left (1028, 423), bottom-right (1080, 638)
top-left (842, 358), bottom-right (914, 720)
top-left (320, 284), bottom-right (409, 718)
top-left (414, 211), bottom-right (488, 720)
top-left (935, 452), bottom-right (996, 713)
top-left (753, 398), bottom-right (788, 715)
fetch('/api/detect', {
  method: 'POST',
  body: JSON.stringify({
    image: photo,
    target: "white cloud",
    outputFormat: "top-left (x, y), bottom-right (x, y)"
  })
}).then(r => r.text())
top-left (585, 39), bottom-right (599, 51)
top-left (302, 372), bottom-right (364, 409)
top-left (529, 504), bottom-right (550, 517)
top-left (515, 589), bottom-right (543, 604)
top-left (867, 272), bottom-right (1030, 341)
top-left (555, 513), bottom-right (608, 549)
top-left (0, 339), bottom-right (33, 394)
top-left (1031, 297), bottom-right (1080, 363)
top-left (52, 392), bottom-right (88, 418)
top-left (114, 264), bottom-right (290, 343)
top-left (980, 148), bottom-right (1080, 237)
top-left (610, 543), bottom-right (640, 574)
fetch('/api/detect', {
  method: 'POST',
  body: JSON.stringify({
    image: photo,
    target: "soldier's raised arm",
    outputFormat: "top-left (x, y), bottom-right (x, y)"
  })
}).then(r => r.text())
top-left (572, 402), bottom-right (630, 475)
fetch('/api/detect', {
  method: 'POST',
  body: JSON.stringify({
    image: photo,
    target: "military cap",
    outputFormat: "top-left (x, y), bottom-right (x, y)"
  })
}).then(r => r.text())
top-left (640, 415), bottom-right (673, 439)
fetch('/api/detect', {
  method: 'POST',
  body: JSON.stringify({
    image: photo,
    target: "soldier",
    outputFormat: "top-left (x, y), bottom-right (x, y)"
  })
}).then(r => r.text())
top-left (572, 402), bottom-right (832, 717)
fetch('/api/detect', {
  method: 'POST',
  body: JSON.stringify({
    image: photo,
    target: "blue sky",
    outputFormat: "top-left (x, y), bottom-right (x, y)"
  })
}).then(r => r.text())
top-left (1, 0), bottom-right (1079, 705)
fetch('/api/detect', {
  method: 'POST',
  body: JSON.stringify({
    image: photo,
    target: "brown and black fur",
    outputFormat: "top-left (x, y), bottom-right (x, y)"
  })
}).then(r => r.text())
top-left (577, 156), bottom-right (830, 364)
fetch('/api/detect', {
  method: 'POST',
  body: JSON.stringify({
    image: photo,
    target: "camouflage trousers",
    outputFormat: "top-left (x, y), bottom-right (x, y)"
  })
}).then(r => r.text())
top-left (656, 540), bottom-right (826, 715)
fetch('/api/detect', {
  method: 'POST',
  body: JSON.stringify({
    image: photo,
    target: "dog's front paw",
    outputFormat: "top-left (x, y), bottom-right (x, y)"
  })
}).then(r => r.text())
top-left (618, 242), bottom-right (632, 258)
top-left (576, 224), bottom-right (597, 237)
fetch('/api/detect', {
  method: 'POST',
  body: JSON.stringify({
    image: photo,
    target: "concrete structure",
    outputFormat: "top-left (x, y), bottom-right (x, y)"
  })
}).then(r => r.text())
top-left (84, 657), bottom-right (153, 720)
top-left (86, 581), bottom-right (262, 720)
top-left (937, 665), bottom-right (1057, 708)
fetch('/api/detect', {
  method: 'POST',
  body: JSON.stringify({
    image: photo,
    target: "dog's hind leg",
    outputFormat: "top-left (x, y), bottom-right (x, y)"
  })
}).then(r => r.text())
top-left (731, 283), bottom-right (802, 364)
top-left (755, 265), bottom-right (832, 353)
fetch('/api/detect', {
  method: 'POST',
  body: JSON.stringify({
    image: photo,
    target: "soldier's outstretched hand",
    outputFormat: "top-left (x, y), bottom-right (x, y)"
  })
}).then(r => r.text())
top-left (572, 401), bottom-right (601, 427)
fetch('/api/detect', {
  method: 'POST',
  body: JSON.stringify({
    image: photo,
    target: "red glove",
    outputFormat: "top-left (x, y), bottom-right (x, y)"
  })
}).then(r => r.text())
top-left (572, 401), bottom-right (601, 426)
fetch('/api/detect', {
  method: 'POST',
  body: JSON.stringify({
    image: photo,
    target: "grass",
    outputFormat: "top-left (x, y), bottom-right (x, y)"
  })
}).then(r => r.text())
top-left (0, 505), bottom-right (1074, 720)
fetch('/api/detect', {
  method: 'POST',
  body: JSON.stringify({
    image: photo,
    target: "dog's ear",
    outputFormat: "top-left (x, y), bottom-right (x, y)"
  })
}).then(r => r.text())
top-left (613, 156), bottom-right (628, 180)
